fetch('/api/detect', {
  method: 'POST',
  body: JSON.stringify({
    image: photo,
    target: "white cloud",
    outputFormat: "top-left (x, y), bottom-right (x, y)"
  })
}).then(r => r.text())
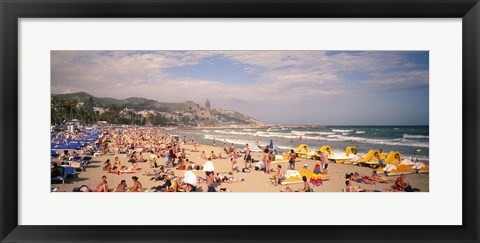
top-left (51, 50), bottom-right (428, 124)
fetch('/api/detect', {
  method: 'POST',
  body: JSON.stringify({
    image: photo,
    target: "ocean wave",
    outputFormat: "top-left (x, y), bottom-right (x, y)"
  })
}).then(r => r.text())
top-left (364, 138), bottom-right (429, 148)
top-left (267, 127), bottom-right (288, 132)
top-left (332, 129), bottom-right (353, 133)
top-left (198, 130), bottom-right (429, 149)
top-left (403, 134), bottom-right (429, 139)
top-left (213, 130), bottom-right (256, 136)
top-left (320, 134), bottom-right (429, 148)
top-left (291, 130), bottom-right (335, 136)
top-left (355, 131), bottom-right (366, 134)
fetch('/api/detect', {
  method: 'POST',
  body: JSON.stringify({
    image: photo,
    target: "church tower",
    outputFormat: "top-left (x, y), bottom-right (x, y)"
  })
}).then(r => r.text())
top-left (205, 98), bottom-right (210, 111)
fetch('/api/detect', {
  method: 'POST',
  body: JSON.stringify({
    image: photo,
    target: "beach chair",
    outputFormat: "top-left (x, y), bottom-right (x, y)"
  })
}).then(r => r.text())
top-left (64, 166), bottom-right (76, 178)
top-left (51, 176), bottom-right (65, 185)
top-left (51, 150), bottom-right (59, 158)
top-left (70, 162), bottom-right (85, 172)
top-left (70, 156), bottom-right (82, 161)
top-left (80, 156), bottom-right (92, 164)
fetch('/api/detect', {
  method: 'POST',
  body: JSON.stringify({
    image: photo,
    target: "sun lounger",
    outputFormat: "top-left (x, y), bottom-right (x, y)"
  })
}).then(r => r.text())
top-left (80, 156), bottom-right (92, 164)
top-left (64, 166), bottom-right (76, 178)
top-left (69, 162), bottom-right (85, 172)
top-left (51, 150), bottom-right (59, 158)
top-left (51, 176), bottom-right (65, 185)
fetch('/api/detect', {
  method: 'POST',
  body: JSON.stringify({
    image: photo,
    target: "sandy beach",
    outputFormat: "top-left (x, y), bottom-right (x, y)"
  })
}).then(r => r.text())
top-left (51, 132), bottom-right (429, 193)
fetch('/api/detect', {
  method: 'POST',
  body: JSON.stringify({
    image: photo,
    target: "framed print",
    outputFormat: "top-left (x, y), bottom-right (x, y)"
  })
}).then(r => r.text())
top-left (1, 0), bottom-right (479, 242)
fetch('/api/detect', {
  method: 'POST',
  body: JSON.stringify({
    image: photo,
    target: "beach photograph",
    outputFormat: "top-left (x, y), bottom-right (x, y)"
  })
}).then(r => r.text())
top-left (50, 50), bottom-right (429, 193)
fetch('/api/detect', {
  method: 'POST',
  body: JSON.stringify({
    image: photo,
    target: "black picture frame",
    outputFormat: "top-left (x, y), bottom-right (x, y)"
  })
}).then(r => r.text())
top-left (1, 0), bottom-right (479, 242)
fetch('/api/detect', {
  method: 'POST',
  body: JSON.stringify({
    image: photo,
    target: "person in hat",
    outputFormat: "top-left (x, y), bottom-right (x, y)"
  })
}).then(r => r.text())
top-left (299, 163), bottom-right (309, 176)
top-left (130, 176), bottom-right (143, 192)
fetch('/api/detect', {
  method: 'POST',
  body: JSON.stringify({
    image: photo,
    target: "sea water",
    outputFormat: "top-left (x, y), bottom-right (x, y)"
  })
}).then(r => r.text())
top-left (173, 126), bottom-right (429, 162)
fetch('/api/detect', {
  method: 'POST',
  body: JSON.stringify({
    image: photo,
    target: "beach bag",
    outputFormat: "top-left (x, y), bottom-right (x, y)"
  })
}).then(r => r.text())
top-left (242, 168), bottom-right (251, 173)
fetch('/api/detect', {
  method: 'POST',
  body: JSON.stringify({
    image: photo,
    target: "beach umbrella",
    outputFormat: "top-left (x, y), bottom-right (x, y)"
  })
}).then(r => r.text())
top-left (309, 162), bottom-right (323, 186)
top-left (269, 138), bottom-right (280, 154)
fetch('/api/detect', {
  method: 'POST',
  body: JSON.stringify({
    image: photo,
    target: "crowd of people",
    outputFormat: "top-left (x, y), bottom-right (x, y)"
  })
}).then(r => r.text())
top-left (53, 127), bottom-right (422, 193)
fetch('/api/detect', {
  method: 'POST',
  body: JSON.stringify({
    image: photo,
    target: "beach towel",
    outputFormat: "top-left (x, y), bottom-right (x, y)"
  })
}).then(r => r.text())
top-left (285, 170), bottom-right (301, 179)
top-left (117, 169), bottom-right (140, 174)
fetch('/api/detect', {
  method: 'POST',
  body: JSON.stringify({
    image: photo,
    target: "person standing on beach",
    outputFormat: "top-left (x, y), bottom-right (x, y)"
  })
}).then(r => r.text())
top-left (231, 157), bottom-right (237, 173)
top-left (264, 148), bottom-right (272, 174)
top-left (203, 157), bottom-right (215, 185)
top-left (244, 144), bottom-right (252, 169)
top-left (288, 149), bottom-right (296, 170)
top-left (213, 138), bottom-right (216, 147)
top-left (166, 146), bottom-right (174, 168)
top-left (377, 149), bottom-right (386, 168)
top-left (320, 150), bottom-right (329, 174)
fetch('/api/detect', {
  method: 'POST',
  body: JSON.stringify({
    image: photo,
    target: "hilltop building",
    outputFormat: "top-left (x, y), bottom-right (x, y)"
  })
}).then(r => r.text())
top-left (196, 99), bottom-right (213, 126)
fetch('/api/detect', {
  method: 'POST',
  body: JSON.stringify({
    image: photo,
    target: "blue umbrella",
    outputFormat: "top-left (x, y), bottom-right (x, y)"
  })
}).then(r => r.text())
top-left (269, 138), bottom-right (274, 149)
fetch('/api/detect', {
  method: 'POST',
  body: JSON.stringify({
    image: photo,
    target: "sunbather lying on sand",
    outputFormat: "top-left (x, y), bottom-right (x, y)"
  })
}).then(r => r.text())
top-left (348, 172), bottom-right (378, 185)
top-left (371, 170), bottom-right (392, 183)
top-left (154, 177), bottom-right (178, 192)
top-left (343, 180), bottom-right (373, 192)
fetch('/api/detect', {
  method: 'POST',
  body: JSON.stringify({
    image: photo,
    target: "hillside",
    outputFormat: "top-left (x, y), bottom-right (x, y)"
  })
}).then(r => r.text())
top-left (52, 92), bottom-right (262, 125)
top-left (52, 92), bottom-right (198, 112)
top-left (212, 109), bottom-right (262, 125)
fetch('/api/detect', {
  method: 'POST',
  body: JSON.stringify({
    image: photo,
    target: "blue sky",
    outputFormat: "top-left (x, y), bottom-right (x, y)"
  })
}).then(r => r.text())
top-left (51, 51), bottom-right (429, 125)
